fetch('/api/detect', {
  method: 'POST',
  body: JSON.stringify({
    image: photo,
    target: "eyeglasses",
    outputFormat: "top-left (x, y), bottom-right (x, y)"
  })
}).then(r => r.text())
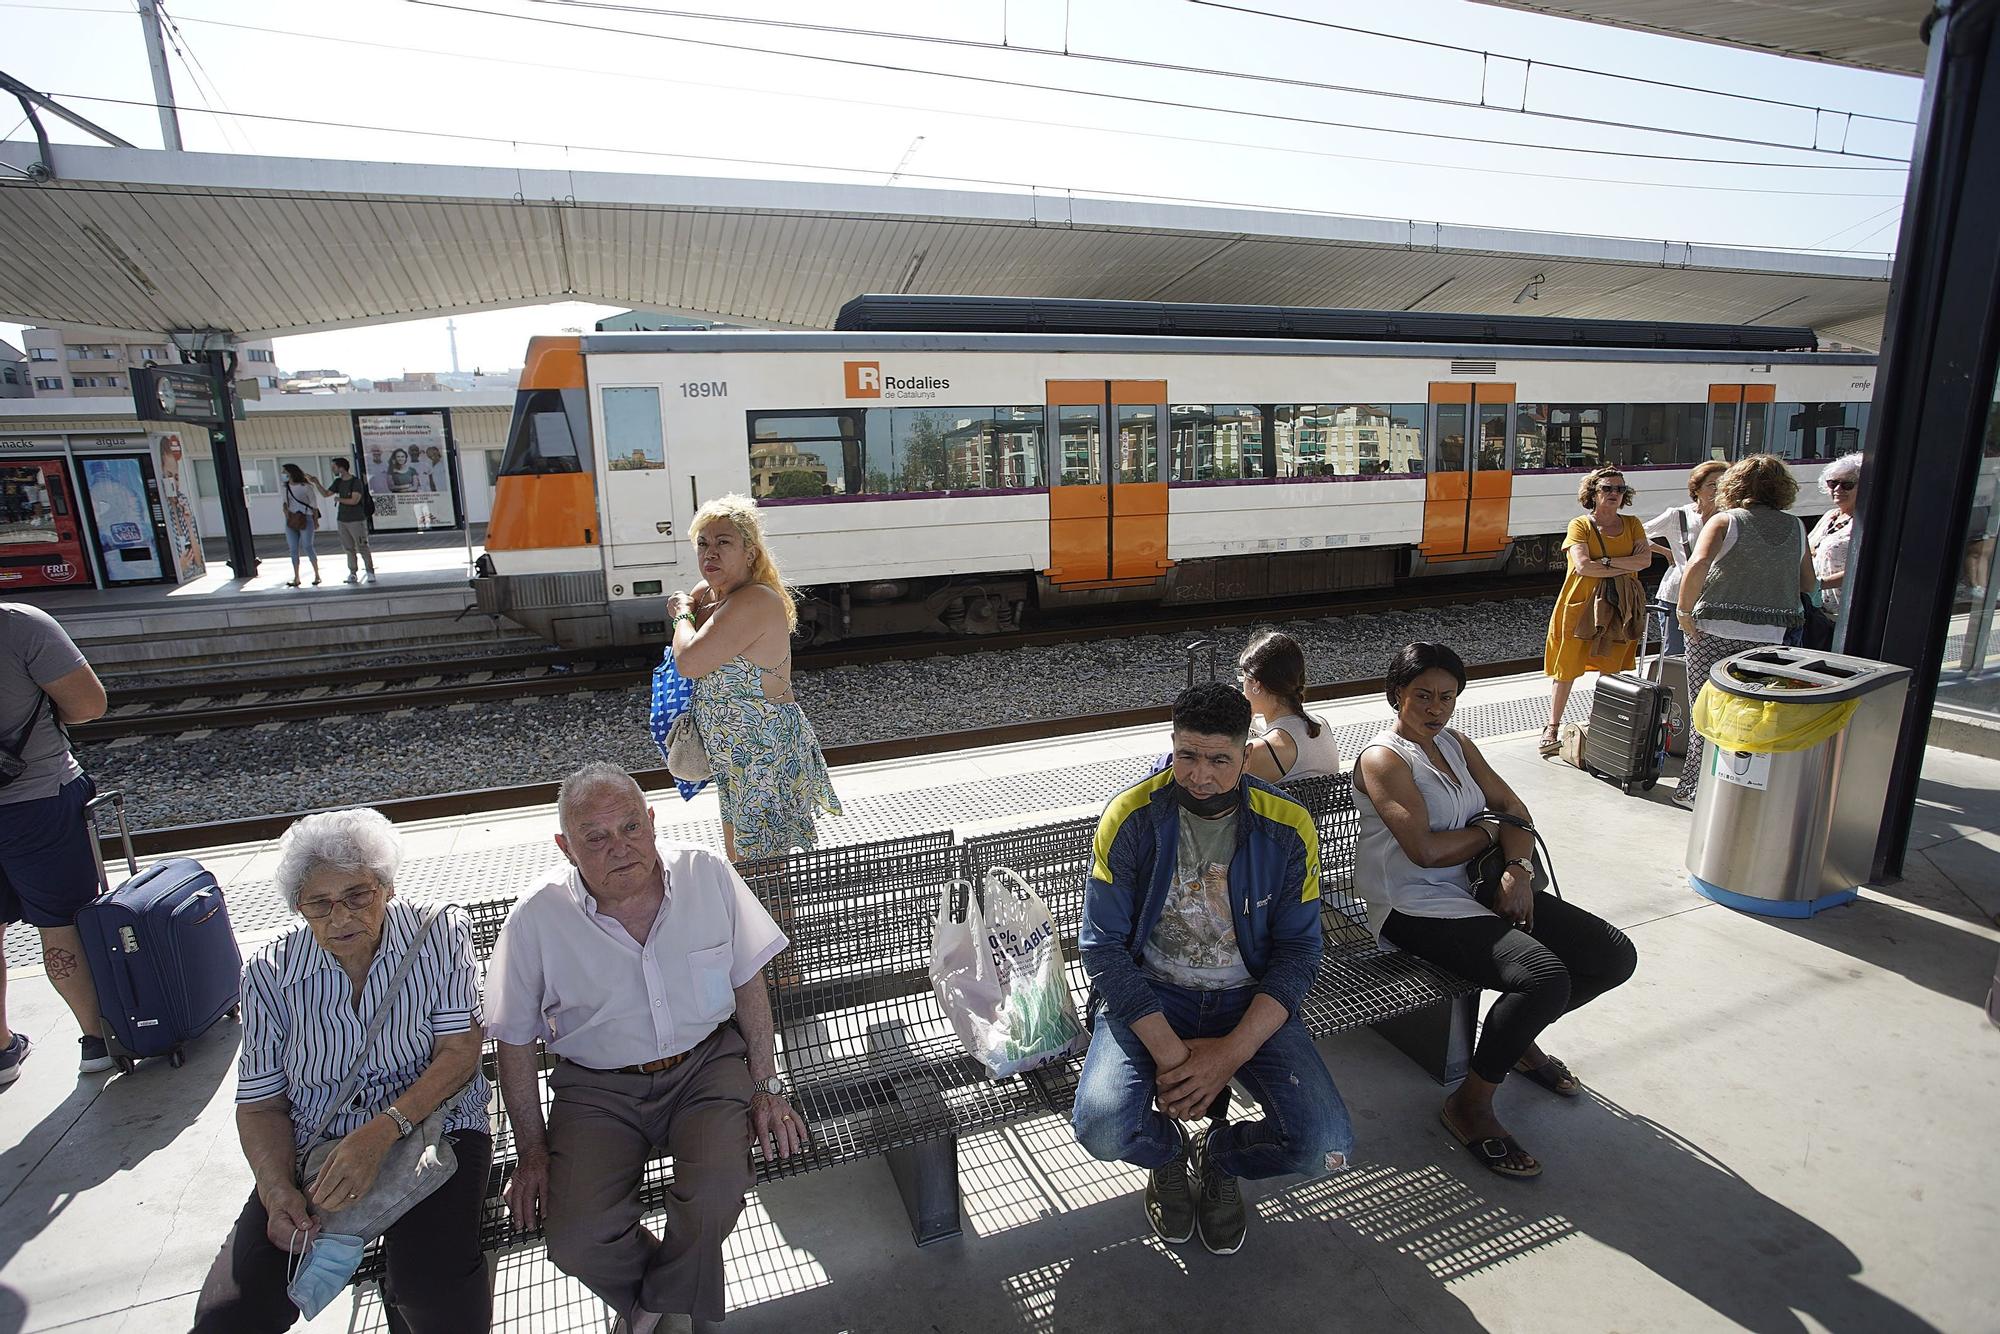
top-left (298, 886), bottom-right (382, 919)
top-left (1828, 480), bottom-right (1856, 493)
top-left (1598, 485), bottom-right (1631, 495)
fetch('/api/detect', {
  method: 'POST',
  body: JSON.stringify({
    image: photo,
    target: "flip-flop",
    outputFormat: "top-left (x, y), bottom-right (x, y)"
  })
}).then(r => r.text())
top-left (1514, 1053), bottom-right (1582, 1097)
top-left (1440, 1107), bottom-right (1543, 1178)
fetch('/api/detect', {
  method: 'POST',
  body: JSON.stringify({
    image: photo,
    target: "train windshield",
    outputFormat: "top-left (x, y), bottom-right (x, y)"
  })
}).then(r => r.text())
top-left (499, 388), bottom-right (592, 476)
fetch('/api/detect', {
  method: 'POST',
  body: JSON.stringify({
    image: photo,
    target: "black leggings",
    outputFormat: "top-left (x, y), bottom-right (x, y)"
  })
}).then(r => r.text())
top-left (191, 1130), bottom-right (493, 1334)
top-left (1382, 894), bottom-right (1637, 1085)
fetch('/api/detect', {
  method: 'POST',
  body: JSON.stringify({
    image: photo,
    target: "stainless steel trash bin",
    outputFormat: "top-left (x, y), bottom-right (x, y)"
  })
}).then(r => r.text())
top-left (1685, 648), bottom-right (1911, 917)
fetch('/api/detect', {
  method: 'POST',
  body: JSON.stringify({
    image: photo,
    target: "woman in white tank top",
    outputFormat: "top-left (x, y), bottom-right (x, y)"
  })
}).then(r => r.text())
top-left (1353, 642), bottom-right (1637, 1181)
top-left (1237, 631), bottom-right (1342, 782)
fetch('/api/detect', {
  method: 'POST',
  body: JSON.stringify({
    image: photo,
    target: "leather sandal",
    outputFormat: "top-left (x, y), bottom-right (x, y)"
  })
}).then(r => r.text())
top-left (1538, 724), bottom-right (1561, 758)
top-left (1440, 1107), bottom-right (1542, 1178)
top-left (1514, 1053), bottom-right (1582, 1097)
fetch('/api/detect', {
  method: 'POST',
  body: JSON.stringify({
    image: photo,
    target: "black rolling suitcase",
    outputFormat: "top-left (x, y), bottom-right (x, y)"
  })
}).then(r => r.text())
top-left (1581, 616), bottom-right (1671, 795)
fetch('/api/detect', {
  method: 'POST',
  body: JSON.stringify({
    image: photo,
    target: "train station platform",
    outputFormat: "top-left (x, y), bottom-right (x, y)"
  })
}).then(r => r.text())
top-left (11, 527), bottom-right (542, 674)
top-left (0, 671), bottom-right (1995, 1333)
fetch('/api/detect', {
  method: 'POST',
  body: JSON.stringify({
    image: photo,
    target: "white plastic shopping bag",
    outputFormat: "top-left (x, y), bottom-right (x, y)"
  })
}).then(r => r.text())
top-left (930, 867), bottom-right (1084, 1080)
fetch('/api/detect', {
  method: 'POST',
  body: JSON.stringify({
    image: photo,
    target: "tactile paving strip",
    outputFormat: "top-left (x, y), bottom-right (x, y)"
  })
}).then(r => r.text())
top-left (4, 689), bottom-right (1586, 970)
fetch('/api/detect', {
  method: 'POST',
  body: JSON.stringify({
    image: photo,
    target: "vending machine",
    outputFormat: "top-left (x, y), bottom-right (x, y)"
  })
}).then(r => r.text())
top-left (0, 456), bottom-right (93, 590)
top-left (74, 450), bottom-right (174, 586)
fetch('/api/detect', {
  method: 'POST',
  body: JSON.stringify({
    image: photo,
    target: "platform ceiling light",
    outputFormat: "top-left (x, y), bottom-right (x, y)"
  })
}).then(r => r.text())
top-left (1513, 273), bottom-right (1546, 304)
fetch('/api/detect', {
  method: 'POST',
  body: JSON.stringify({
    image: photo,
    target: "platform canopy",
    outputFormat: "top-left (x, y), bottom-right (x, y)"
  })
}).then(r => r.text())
top-left (0, 140), bottom-right (1892, 348)
top-left (1472, 1), bottom-right (1933, 75)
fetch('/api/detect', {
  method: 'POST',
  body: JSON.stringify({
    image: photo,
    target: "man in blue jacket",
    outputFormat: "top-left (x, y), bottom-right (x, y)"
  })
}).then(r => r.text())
top-left (1071, 682), bottom-right (1351, 1255)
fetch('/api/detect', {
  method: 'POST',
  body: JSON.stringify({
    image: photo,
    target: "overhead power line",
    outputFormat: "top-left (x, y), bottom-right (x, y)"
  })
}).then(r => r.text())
top-left (408, 0), bottom-right (1909, 172)
top-left (34, 93), bottom-right (1899, 255)
top-left (531, 0), bottom-right (1912, 162)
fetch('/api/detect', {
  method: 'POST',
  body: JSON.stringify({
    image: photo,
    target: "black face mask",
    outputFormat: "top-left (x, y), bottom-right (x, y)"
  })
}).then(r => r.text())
top-left (1172, 782), bottom-right (1241, 819)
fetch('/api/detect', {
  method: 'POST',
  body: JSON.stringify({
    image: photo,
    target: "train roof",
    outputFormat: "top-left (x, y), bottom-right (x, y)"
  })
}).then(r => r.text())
top-left (833, 294), bottom-right (1820, 353)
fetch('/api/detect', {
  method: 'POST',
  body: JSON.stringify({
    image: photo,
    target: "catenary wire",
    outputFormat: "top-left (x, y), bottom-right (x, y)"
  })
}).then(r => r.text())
top-left (36, 10), bottom-right (1906, 200)
top-left (529, 0), bottom-right (1912, 162)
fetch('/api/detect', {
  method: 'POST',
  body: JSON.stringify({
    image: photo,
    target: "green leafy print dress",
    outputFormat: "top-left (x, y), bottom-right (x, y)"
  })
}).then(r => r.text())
top-left (690, 656), bottom-right (842, 858)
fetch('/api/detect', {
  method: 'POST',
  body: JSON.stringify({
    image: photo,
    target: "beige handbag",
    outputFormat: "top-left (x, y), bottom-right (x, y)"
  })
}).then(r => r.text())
top-left (665, 710), bottom-right (711, 782)
top-left (1559, 721), bottom-right (1589, 769)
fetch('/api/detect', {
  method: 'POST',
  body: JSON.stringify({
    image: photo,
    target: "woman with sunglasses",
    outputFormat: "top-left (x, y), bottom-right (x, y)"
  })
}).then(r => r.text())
top-left (1540, 467), bottom-right (1671, 757)
top-left (1808, 454), bottom-right (1861, 619)
top-left (194, 808), bottom-right (492, 1333)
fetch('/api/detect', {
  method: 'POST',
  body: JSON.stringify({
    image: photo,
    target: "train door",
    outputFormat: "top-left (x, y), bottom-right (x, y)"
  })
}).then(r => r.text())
top-left (1045, 380), bottom-right (1170, 585)
top-left (0, 457), bottom-right (92, 590)
top-left (1708, 384), bottom-right (1775, 458)
top-left (595, 384), bottom-right (678, 570)
top-left (1420, 381), bottom-right (1516, 561)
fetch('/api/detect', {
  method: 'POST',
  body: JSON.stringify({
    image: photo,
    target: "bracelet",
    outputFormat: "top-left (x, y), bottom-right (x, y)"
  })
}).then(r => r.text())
top-left (672, 612), bottom-right (695, 626)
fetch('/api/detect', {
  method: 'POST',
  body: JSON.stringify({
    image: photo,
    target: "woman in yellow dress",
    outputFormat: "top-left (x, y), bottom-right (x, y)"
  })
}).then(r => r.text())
top-left (1540, 466), bottom-right (1670, 756)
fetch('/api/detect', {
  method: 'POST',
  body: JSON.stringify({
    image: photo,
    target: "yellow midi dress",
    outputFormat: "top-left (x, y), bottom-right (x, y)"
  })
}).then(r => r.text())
top-left (1543, 513), bottom-right (1643, 682)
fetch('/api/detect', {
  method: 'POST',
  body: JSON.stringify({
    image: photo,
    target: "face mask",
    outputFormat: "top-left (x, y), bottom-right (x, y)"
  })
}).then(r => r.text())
top-left (1173, 782), bottom-right (1240, 819)
top-left (287, 1231), bottom-right (365, 1319)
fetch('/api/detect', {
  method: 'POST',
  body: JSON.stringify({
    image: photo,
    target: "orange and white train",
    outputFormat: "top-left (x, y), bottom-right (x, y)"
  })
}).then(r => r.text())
top-left (475, 296), bottom-right (1873, 647)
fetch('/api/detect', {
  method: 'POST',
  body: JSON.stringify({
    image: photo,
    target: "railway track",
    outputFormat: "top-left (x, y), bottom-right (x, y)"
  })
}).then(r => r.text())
top-left (77, 574), bottom-right (1560, 743)
top-left (95, 654), bottom-right (1545, 858)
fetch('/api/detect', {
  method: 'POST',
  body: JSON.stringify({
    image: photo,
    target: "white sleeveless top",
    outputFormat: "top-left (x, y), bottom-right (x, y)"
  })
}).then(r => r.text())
top-left (1354, 727), bottom-right (1494, 945)
top-left (1260, 713), bottom-right (1343, 781)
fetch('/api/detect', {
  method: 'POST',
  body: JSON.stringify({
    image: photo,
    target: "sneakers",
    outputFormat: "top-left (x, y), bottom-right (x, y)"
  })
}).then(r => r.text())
top-left (344, 573), bottom-right (360, 585)
top-left (79, 1035), bottom-right (115, 1074)
top-left (1145, 1124), bottom-right (1195, 1244)
top-left (1191, 1128), bottom-right (1247, 1255)
top-left (0, 1032), bottom-right (29, 1085)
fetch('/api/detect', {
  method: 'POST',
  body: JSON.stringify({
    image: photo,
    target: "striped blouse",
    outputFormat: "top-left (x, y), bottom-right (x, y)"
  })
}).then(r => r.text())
top-left (236, 899), bottom-right (491, 1152)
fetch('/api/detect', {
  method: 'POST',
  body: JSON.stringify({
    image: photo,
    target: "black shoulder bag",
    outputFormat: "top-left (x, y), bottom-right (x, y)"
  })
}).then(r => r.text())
top-left (1464, 810), bottom-right (1564, 909)
top-left (0, 693), bottom-right (54, 790)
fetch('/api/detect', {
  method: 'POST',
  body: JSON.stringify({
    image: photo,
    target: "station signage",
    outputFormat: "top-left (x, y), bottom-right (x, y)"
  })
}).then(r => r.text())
top-left (131, 365), bottom-right (226, 426)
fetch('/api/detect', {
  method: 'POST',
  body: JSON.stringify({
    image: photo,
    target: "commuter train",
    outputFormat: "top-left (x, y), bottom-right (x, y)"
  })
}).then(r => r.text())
top-left (476, 296), bottom-right (1874, 647)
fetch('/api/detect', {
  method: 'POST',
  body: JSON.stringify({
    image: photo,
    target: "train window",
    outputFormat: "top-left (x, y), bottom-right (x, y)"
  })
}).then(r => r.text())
top-left (1477, 401), bottom-right (1508, 472)
top-left (1544, 405), bottom-right (1606, 468)
top-left (746, 411), bottom-right (857, 498)
top-left (1514, 406), bottom-right (1550, 469)
top-left (1433, 404), bottom-right (1469, 473)
top-left (602, 387), bottom-right (665, 472)
top-left (1116, 405), bottom-right (1159, 483)
top-left (1773, 402), bottom-right (1870, 460)
top-left (499, 388), bottom-right (587, 476)
top-left (858, 406), bottom-right (1044, 493)
top-left (1605, 404), bottom-right (1710, 467)
top-left (1170, 404), bottom-right (1267, 480)
top-left (1057, 406), bottom-right (1103, 485)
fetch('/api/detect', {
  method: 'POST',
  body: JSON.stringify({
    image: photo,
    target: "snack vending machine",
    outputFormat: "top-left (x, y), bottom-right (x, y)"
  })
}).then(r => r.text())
top-left (0, 456), bottom-right (93, 590)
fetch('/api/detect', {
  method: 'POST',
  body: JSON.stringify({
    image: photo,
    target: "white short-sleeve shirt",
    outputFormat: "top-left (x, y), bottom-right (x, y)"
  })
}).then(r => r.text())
top-left (484, 838), bottom-right (787, 1069)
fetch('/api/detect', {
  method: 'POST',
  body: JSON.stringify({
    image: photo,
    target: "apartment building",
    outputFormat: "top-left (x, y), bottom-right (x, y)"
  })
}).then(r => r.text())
top-left (19, 325), bottom-right (282, 398)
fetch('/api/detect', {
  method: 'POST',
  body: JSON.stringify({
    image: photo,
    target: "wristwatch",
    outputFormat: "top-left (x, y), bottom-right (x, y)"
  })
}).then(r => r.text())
top-left (758, 1075), bottom-right (785, 1097)
top-left (383, 1105), bottom-right (415, 1138)
top-left (1504, 857), bottom-right (1535, 875)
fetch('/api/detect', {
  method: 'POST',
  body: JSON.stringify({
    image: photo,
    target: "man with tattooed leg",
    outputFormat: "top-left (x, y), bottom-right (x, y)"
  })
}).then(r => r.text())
top-left (0, 604), bottom-right (114, 1084)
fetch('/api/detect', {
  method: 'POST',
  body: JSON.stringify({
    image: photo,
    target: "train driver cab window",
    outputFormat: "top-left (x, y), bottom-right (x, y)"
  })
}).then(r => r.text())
top-left (746, 412), bottom-right (857, 499)
top-left (499, 388), bottom-right (587, 476)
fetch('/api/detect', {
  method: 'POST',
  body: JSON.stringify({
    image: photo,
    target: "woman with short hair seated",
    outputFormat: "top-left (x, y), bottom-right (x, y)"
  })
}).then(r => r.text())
top-left (1237, 630), bottom-right (1342, 783)
top-left (192, 808), bottom-right (492, 1333)
top-left (1354, 642), bottom-right (1637, 1179)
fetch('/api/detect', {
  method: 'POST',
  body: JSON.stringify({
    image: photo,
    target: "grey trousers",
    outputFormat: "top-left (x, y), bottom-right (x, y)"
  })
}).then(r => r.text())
top-left (338, 519), bottom-right (374, 574)
top-left (544, 1024), bottom-right (753, 1324)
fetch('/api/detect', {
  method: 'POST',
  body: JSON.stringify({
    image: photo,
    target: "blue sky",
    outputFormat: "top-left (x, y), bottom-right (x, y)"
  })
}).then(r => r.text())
top-left (2, 0), bottom-right (1921, 377)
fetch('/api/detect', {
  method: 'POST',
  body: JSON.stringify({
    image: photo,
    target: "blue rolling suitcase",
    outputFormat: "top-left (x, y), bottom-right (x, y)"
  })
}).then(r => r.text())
top-left (76, 857), bottom-right (242, 1072)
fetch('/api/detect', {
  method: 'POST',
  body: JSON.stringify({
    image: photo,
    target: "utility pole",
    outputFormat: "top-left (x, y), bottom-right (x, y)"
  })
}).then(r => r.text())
top-left (447, 318), bottom-right (460, 375)
top-left (137, 0), bottom-right (183, 150)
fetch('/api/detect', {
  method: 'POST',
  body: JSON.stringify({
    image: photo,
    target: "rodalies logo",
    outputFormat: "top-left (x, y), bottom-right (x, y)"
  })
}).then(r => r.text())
top-left (843, 361), bottom-right (949, 401)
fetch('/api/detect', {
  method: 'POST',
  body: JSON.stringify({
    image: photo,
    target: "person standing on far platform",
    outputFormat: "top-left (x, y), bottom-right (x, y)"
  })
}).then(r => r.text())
top-left (1539, 467), bottom-right (1670, 756)
top-left (279, 463), bottom-right (325, 589)
top-left (326, 458), bottom-right (377, 584)
top-left (0, 603), bottom-right (115, 1083)
top-left (668, 495), bottom-right (840, 863)
top-left (1071, 682), bottom-right (1353, 1257)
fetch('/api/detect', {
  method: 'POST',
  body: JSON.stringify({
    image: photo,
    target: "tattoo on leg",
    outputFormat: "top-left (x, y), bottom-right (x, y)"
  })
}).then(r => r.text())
top-left (44, 947), bottom-right (79, 981)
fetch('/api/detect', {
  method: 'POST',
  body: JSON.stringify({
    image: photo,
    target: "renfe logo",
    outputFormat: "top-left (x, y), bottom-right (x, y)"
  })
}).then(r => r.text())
top-left (844, 361), bottom-right (882, 397)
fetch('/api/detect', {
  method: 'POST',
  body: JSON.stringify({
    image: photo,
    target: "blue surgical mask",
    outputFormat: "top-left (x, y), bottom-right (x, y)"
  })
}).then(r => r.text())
top-left (287, 1231), bottom-right (364, 1318)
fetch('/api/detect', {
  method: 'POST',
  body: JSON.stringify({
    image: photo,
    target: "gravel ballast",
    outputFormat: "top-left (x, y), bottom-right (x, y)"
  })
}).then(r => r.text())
top-left (80, 596), bottom-right (1559, 831)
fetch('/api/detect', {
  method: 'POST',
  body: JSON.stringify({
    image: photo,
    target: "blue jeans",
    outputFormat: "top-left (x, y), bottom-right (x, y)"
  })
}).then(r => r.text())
top-left (1649, 599), bottom-right (1684, 656)
top-left (1070, 980), bottom-right (1353, 1180)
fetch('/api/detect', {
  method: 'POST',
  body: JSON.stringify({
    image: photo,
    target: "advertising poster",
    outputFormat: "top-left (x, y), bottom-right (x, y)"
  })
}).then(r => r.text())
top-left (152, 431), bottom-right (206, 582)
top-left (356, 412), bottom-right (459, 532)
top-left (81, 455), bottom-right (166, 583)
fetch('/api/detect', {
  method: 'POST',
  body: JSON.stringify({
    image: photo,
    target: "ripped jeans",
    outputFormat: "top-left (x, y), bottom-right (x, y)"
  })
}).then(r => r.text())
top-left (1071, 980), bottom-right (1353, 1180)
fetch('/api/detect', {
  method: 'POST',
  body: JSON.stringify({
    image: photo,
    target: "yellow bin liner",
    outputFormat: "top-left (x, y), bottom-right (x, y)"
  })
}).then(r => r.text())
top-left (1692, 683), bottom-right (1859, 754)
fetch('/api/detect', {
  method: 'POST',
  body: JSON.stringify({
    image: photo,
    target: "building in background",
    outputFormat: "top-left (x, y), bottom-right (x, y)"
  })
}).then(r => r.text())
top-left (17, 324), bottom-right (282, 398)
top-left (0, 340), bottom-right (28, 399)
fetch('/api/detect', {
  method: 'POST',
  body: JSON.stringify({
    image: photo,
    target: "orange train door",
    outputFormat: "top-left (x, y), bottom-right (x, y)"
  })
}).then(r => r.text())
top-left (1045, 380), bottom-right (1172, 586)
top-left (1420, 381), bottom-right (1516, 561)
top-left (1708, 383), bottom-right (1775, 458)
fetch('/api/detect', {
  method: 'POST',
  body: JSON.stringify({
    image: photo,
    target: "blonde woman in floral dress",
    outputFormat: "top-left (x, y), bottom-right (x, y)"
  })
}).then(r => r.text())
top-left (667, 495), bottom-right (841, 861)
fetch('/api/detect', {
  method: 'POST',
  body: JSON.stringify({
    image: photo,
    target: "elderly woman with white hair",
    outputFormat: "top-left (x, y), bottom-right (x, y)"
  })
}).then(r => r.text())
top-left (1808, 453), bottom-right (1862, 619)
top-left (192, 808), bottom-right (492, 1334)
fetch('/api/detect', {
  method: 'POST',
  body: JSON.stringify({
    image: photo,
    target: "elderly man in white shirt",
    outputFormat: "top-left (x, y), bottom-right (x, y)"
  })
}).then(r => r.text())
top-left (486, 762), bottom-right (807, 1334)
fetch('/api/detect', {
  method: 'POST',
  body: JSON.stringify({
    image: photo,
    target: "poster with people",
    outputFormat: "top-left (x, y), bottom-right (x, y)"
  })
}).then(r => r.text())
top-left (354, 412), bottom-right (459, 532)
top-left (152, 431), bottom-right (206, 582)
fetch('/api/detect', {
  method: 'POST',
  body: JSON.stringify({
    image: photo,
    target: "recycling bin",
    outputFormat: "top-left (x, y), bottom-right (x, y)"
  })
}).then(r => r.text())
top-left (1685, 647), bottom-right (1912, 917)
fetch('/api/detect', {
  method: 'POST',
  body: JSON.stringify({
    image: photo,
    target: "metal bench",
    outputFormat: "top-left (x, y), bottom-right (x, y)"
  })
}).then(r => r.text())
top-left (361, 774), bottom-right (1475, 1279)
